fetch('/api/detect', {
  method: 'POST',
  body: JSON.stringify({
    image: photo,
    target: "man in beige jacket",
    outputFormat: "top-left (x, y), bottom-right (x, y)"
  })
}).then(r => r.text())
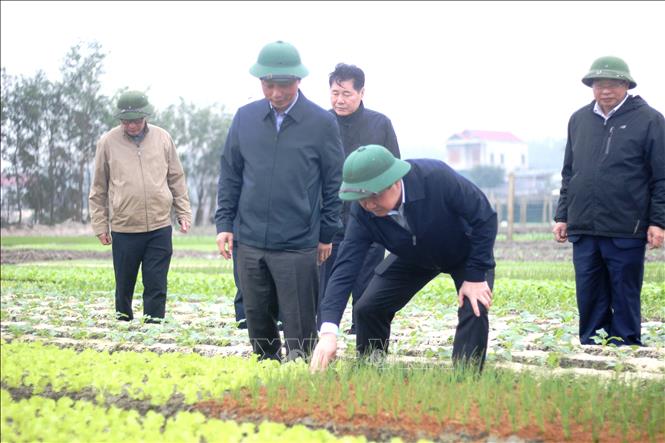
top-left (89, 90), bottom-right (192, 323)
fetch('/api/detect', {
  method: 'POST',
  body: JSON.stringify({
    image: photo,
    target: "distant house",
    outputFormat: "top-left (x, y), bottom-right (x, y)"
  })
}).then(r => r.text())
top-left (445, 130), bottom-right (528, 172)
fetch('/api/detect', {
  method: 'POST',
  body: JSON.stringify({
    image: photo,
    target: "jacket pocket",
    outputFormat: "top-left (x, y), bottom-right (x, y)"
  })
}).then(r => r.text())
top-left (567, 234), bottom-right (582, 244)
top-left (611, 237), bottom-right (646, 249)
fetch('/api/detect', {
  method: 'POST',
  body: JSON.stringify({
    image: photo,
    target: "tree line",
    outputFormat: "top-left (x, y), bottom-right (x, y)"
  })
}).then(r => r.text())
top-left (1, 41), bottom-right (233, 227)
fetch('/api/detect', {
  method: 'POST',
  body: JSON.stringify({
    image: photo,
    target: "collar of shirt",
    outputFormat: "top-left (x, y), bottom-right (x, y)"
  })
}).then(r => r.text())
top-left (387, 180), bottom-right (411, 232)
top-left (270, 91), bottom-right (299, 131)
top-left (387, 180), bottom-right (406, 217)
top-left (593, 93), bottom-right (630, 122)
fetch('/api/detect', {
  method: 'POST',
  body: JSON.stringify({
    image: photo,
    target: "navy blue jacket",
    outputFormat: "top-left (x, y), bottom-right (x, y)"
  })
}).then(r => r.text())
top-left (319, 159), bottom-right (497, 325)
top-left (215, 91), bottom-right (344, 249)
top-left (555, 95), bottom-right (665, 236)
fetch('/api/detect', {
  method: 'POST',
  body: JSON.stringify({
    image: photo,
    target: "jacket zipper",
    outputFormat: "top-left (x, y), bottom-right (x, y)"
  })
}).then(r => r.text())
top-left (633, 219), bottom-right (640, 234)
top-left (605, 126), bottom-right (614, 155)
top-left (137, 148), bottom-right (150, 231)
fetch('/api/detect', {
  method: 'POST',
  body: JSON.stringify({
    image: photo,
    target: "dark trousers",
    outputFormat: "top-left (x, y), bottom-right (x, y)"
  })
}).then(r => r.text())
top-left (237, 243), bottom-right (319, 361)
top-left (232, 243), bottom-right (245, 322)
top-left (111, 226), bottom-right (173, 322)
top-left (571, 235), bottom-right (645, 346)
top-left (354, 254), bottom-right (493, 369)
top-left (317, 230), bottom-right (385, 329)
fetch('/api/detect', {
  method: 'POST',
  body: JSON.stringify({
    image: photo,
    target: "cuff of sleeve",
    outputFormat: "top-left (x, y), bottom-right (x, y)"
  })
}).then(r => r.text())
top-left (463, 269), bottom-right (486, 283)
top-left (217, 222), bottom-right (233, 235)
top-left (320, 322), bottom-right (339, 336)
top-left (319, 225), bottom-right (341, 244)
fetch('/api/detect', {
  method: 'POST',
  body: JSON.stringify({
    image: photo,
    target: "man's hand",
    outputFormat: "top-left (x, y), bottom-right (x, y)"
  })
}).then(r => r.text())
top-left (216, 232), bottom-right (233, 259)
top-left (647, 225), bottom-right (664, 249)
top-left (97, 232), bottom-right (112, 245)
top-left (458, 281), bottom-right (492, 317)
top-left (310, 333), bottom-right (337, 372)
top-left (317, 242), bottom-right (332, 265)
top-left (178, 218), bottom-right (190, 234)
top-left (552, 222), bottom-right (568, 243)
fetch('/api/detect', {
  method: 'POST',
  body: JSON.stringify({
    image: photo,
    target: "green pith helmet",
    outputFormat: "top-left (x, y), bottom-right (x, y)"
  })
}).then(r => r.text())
top-left (115, 90), bottom-right (154, 120)
top-left (582, 56), bottom-right (637, 89)
top-left (249, 40), bottom-right (309, 82)
top-left (339, 145), bottom-right (411, 201)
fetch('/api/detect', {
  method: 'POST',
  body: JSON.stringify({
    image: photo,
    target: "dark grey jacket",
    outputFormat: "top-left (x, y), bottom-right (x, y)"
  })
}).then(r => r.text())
top-left (555, 95), bottom-right (665, 237)
top-left (216, 91), bottom-right (344, 249)
top-left (333, 102), bottom-right (400, 225)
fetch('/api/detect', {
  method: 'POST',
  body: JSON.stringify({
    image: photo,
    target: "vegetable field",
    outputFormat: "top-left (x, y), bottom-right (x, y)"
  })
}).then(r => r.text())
top-left (1, 233), bottom-right (664, 442)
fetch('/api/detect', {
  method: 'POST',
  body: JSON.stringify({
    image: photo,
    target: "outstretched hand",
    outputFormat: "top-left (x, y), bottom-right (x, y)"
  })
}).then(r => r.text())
top-left (309, 333), bottom-right (337, 372)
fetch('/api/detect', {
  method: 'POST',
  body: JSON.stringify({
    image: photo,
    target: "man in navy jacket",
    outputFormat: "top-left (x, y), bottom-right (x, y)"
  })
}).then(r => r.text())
top-left (553, 56), bottom-right (665, 346)
top-left (216, 41), bottom-right (344, 361)
top-left (311, 145), bottom-right (497, 371)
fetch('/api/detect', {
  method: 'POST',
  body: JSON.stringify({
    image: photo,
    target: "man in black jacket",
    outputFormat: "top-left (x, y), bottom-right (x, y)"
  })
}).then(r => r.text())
top-left (553, 56), bottom-right (665, 346)
top-left (311, 145), bottom-right (497, 371)
top-left (318, 63), bottom-right (401, 334)
top-left (215, 41), bottom-right (344, 361)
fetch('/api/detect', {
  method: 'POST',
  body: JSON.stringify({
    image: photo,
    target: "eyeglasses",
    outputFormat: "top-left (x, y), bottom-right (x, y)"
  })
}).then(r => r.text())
top-left (120, 118), bottom-right (145, 126)
top-left (592, 80), bottom-right (627, 90)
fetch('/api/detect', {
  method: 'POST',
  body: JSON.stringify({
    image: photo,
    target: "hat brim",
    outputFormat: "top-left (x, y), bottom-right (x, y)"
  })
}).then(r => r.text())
top-left (249, 63), bottom-right (309, 80)
top-left (582, 70), bottom-right (637, 89)
top-left (339, 159), bottom-right (411, 201)
top-left (115, 105), bottom-right (153, 120)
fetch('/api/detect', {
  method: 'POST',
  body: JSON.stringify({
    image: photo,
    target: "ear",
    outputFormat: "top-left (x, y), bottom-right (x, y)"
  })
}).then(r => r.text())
top-left (359, 87), bottom-right (365, 99)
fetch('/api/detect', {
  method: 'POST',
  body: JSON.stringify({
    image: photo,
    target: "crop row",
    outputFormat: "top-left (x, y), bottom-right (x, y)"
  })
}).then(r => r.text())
top-left (2, 262), bottom-right (663, 320)
top-left (1, 390), bottom-right (368, 443)
top-left (2, 342), bottom-right (663, 442)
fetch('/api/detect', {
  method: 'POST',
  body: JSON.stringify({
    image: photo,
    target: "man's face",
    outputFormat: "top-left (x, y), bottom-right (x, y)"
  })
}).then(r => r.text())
top-left (261, 79), bottom-right (300, 112)
top-left (330, 79), bottom-right (364, 116)
top-left (121, 117), bottom-right (146, 136)
top-left (592, 79), bottom-right (628, 113)
top-left (358, 181), bottom-right (401, 217)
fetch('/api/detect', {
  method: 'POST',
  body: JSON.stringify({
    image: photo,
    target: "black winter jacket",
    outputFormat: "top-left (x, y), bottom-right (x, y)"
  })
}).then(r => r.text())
top-left (333, 102), bottom-right (400, 226)
top-left (555, 95), bottom-right (665, 237)
top-left (215, 91), bottom-right (345, 249)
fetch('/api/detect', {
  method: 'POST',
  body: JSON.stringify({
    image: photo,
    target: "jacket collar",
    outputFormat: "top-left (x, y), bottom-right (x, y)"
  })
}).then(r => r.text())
top-left (402, 162), bottom-right (425, 204)
top-left (333, 101), bottom-right (365, 125)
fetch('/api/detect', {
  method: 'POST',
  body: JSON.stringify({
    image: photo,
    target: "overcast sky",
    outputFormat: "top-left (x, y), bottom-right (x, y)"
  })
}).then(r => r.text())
top-left (2, 1), bottom-right (664, 159)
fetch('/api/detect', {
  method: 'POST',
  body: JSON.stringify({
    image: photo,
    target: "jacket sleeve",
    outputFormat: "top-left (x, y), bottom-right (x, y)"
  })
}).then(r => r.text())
top-left (166, 134), bottom-right (192, 224)
top-left (88, 138), bottom-right (110, 236)
top-left (318, 116), bottom-right (345, 243)
top-left (444, 170), bottom-right (497, 282)
top-left (319, 207), bottom-right (373, 326)
top-left (647, 112), bottom-right (665, 229)
top-left (382, 117), bottom-right (401, 159)
top-left (554, 115), bottom-right (575, 222)
top-left (215, 114), bottom-right (243, 234)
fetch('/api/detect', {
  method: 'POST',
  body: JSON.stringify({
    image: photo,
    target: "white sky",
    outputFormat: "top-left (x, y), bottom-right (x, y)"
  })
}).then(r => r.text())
top-left (2, 0), bottom-right (664, 159)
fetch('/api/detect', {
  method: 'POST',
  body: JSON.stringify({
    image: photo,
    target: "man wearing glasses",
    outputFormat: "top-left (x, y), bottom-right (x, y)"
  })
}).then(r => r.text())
top-left (311, 145), bottom-right (497, 371)
top-left (89, 90), bottom-right (192, 323)
top-left (553, 56), bottom-right (665, 346)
